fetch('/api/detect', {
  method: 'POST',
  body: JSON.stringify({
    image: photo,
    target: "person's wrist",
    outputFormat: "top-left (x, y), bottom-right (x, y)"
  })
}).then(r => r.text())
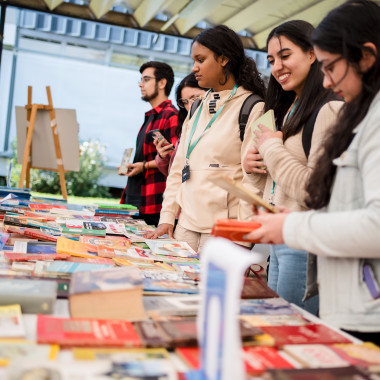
top-left (142, 160), bottom-right (146, 174)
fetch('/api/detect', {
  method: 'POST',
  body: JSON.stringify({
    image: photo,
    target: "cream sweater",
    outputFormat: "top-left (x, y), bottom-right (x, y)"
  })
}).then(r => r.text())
top-left (159, 86), bottom-right (264, 233)
top-left (241, 101), bottom-right (342, 217)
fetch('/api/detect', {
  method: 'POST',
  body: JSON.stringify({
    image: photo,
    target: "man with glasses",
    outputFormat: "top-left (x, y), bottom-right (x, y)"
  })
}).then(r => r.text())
top-left (120, 61), bottom-right (178, 226)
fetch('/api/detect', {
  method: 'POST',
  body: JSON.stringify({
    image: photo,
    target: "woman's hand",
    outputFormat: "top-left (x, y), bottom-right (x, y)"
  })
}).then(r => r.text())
top-left (244, 208), bottom-right (290, 244)
top-left (253, 124), bottom-right (283, 150)
top-left (154, 138), bottom-right (174, 159)
top-left (125, 162), bottom-right (143, 177)
top-left (243, 147), bottom-right (267, 174)
top-left (144, 223), bottom-right (174, 239)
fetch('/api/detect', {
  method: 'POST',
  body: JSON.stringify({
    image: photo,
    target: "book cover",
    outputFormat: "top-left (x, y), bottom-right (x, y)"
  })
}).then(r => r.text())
top-left (143, 279), bottom-right (199, 295)
top-left (243, 346), bottom-right (296, 374)
top-left (239, 298), bottom-right (297, 315)
top-left (250, 109), bottom-right (276, 138)
top-left (282, 344), bottom-right (351, 368)
top-left (332, 342), bottom-right (380, 372)
top-left (23, 228), bottom-right (58, 242)
top-left (37, 315), bottom-right (142, 347)
top-left (0, 278), bottom-right (57, 314)
top-left (118, 147), bottom-right (134, 175)
top-left (241, 277), bottom-right (279, 299)
top-left (47, 260), bottom-right (113, 274)
top-left (0, 304), bottom-right (25, 338)
top-left (143, 295), bottom-right (200, 318)
top-left (264, 365), bottom-right (376, 380)
top-left (155, 317), bottom-right (198, 348)
top-left (146, 240), bottom-right (198, 258)
top-left (5, 252), bottom-right (69, 262)
top-left (211, 219), bottom-right (262, 243)
top-left (240, 314), bottom-right (311, 327)
top-left (134, 321), bottom-right (171, 348)
top-left (0, 341), bottom-right (59, 365)
top-left (69, 267), bottom-right (145, 321)
top-left (56, 237), bottom-right (97, 258)
top-left (260, 324), bottom-right (353, 347)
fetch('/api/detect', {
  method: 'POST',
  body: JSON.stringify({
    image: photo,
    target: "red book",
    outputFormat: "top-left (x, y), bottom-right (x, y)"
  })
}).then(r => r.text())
top-left (66, 256), bottom-right (115, 265)
top-left (29, 204), bottom-right (67, 210)
top-left (176, 346), bottom-right (295, 374)
top-left (243, 346), bottom-right (295, 374)
top-left (4, 252), bottom-right (69, 261)
top-left (23, 228), bottom-right (58, 242)
top-left (211, 219), bottom-right (261, 243)
top-left (260, 324), bottom-right (352, 347)
top-left (37, 315), bottom-right (142, 347)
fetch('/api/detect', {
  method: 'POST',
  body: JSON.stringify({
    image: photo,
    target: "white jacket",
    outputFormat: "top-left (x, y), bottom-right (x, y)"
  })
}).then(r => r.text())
top-left (284, 90), bottom-right (380, 331)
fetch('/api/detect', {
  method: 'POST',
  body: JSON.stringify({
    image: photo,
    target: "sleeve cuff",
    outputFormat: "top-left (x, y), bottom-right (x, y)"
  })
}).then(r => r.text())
top-left (259, 137), bottom-right (283, 156)
top-left (159, 211), bottom-right (176, 226)
top-left (283, 212), bottom-right (303, 250)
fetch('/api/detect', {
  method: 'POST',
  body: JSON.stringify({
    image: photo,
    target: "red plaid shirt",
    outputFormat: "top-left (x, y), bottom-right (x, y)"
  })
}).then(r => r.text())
top-left (121, 100), bottom-right (178, 214)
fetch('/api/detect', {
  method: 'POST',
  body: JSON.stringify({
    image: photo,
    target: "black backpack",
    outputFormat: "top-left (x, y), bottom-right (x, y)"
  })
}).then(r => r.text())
top-left (189, 94), bottom-right (264, 142)
top-left (190, 95), bottom-right (339, 158)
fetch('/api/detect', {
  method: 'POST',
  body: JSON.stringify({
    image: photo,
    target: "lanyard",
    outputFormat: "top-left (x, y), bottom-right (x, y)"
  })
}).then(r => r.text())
top-left (186, 84), bottom-right (238, 160)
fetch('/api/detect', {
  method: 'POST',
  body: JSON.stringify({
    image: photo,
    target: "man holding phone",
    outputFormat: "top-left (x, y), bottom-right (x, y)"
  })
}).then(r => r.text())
top-left (120, 61), bottom-right (178, 226)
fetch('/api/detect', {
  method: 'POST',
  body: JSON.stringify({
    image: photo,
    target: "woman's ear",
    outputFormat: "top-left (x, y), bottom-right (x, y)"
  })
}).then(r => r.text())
top-left (218, 55), bottom-right (229, 67)
top-left (309, 49), bottom-right (317, 65)
top-left (360, 42), bottom-right (377, 72)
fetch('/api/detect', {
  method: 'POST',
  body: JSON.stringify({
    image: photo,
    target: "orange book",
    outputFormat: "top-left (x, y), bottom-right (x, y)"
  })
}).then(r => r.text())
top-left (211, 219), bottom-right (261, 243)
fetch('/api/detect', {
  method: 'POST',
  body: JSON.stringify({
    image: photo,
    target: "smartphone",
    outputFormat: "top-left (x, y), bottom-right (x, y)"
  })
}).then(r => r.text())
top-left (209, 174), bottom-right (278, 213)
top-left (149, 129), bottom-right (175, 150)
top-left (363, 263), bottom-right (380, 299)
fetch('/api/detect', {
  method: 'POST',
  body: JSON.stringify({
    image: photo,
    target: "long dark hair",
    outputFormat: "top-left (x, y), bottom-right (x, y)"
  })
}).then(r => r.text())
top-left (193, 25), bottom-right (265, 99)
top-left (265, 20), bottom-right (336, 141)
top-left (175, 73), bottom-right (207, 137)
top-left (305, 0), bottom-right (380, 209)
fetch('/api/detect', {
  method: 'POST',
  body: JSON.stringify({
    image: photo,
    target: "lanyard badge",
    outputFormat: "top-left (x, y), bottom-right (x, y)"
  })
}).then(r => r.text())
top-left (182, 85), bottom-right (238, 183)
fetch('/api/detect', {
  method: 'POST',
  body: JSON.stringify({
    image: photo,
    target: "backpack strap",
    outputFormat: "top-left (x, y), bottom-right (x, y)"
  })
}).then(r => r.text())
top-left (302, 99), bottom-right (343, 158)
top-left (189, 99), bottom-right (202, 119)
top-left (238, 94), bottom-right (264, 141)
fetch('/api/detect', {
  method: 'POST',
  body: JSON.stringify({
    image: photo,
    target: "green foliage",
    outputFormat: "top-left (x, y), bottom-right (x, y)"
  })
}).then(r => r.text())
top-left (11, 139), bottom-right (111, 198)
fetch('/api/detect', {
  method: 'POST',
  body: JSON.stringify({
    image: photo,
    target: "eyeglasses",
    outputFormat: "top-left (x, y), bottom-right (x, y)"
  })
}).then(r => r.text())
top-left (321, 56), bottom-right (344, 83)
top-left (177, 95), bottom-right (202, 109)
top-left (138, 76), bottom-right (156, 85)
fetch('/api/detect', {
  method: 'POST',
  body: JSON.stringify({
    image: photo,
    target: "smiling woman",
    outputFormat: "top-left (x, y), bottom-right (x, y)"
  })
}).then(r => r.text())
top-left (146, 25), bottom-right (266, 253)
top-left (242, 20), bottom-right (342, 315)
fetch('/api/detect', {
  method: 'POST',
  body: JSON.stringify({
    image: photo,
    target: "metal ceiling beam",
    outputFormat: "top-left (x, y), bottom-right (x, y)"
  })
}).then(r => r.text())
top-left (174, 0), bottom-right (225, 35)
top-left (224, 0), bottom-right (294, 33)
top-left (133, 0), bottom-right (166, 27)
top-left (89, 0), bottom-right (116, 19)
top-left (253, 0), bottom-right (347, 50)
top-left (43, 0), bottom-right (63, 11)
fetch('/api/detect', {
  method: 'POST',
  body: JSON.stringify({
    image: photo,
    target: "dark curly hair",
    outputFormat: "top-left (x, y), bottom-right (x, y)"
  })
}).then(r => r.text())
top-left (193, 25), bottom-right (265, 99)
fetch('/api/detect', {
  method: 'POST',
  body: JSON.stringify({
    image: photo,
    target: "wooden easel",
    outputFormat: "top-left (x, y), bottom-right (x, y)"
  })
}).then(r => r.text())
top-left (19, 86), bottom-right (68, 200)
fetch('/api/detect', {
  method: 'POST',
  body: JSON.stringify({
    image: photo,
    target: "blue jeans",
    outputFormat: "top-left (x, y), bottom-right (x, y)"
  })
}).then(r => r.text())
top-left (268, 244), bottom-right (319, 316)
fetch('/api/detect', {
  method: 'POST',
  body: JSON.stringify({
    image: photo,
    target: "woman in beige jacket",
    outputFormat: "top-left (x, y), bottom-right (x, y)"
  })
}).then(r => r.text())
top-left (148, 25), bottom-right (265, 252)
top-left (243, 20), bottom-right (342, 315)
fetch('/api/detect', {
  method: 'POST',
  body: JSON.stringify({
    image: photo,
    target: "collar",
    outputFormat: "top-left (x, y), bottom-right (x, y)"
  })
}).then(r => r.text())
top-left (145, 99), bottom-right (173, 116)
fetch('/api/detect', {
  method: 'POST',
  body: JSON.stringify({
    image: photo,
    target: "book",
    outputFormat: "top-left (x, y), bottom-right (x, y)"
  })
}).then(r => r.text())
top-left (133, 321), bottom-right (171, 348)
top-left (0, 278), bottom-right (57, 314)
top-left (250, 109), bottom-right (276, 137)
top-left (282, 344), bottom-right (352, 368)
top-left (155, 317), bottom-right (198, 348)
top-left (239, 298), bottom-right (297, 315)
top-left (260, 324), bottom-right (353, 346)
top-left (46, 260), bottom-right (113, 274)
top-left (264, 365), bottom-right (377, 380)
top-left (332, 342), bottom-right (380, 372)
top-left (0, 341), bottom-right (59, 366)
top-left (56, 237), bottom-right (98, 258)
top-left (209, 174), bottom-right (278, 213)
top-left (143, 295), bottom-right (200, 318)
top-left (0, 304), bottom-right (25, 338)
top-left (69, 267), bottom-right (145, 321)
top-left (118, 147), bottom-right (134, 175)
top-left (143, 279), bottom-right (199, 295)
top-left (240, 314), bottom-right (311, 327)
top-left (37, 315), bottom-right (142, 347)
top-left (145, 240), bottom-right (198, 258)
top-left (4, 252), bottom-right (69, 262)
top-left (244, 346), bottom-right (296, 374)
top-left (211, 219), bottom-right (262, 243)
top-left (241, 276), bottom-right (279, 299)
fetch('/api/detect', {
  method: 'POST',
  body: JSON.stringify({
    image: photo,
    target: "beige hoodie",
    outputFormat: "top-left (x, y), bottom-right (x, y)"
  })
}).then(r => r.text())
top-left (159, 86), bottom-right (264, 233)
top-left (241, 101), bottom-right (343, 218)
